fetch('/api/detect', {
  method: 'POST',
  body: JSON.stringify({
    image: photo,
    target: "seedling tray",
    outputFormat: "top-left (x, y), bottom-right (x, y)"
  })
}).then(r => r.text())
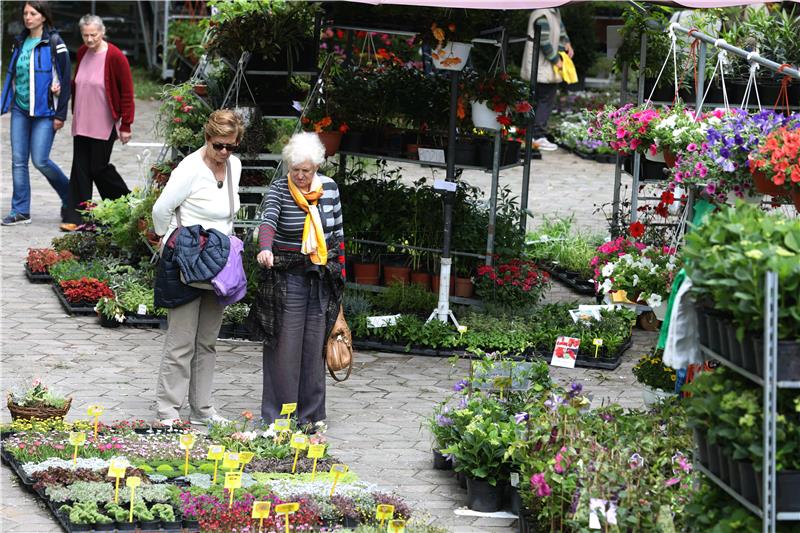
top-left (24, 264), bottom-right (52, 283)
top-left (539, 263), bottom-right (596, 296)
top-left (51, 285), bottom-right (97, 316)
top-left (124, 314), bottom-right (167, 329)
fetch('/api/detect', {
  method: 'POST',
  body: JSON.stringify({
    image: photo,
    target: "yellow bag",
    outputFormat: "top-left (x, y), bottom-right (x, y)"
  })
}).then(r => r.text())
top-left (554, 51), bottom-right (578, 84)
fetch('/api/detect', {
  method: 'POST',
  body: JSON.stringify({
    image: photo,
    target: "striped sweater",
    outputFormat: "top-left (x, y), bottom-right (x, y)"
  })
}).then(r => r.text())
top-left (535, 11), bottom-right (570, 64)
top-left (258, 175), bottom-right (346, 273)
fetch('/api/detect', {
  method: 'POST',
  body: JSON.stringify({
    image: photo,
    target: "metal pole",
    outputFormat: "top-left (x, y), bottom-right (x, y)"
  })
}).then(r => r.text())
top-left (695, 42), bottom-right (707, 115)
top-left (763, 271), bottom-right (778, 533)
top-left (630, 32), bottom-right (647, 223)
top-left (136, 1), bottom-right (153, 70)
top-left (435, 70), bottom-right (461, 323)
top-left (485, 131), bottom-right (502, 266)
top-left (519, 23), bottom-right (541, 234)
top-left (162, 1), bottom-right (170, 80)
top-left (612, 63), bottom-right (629, 236)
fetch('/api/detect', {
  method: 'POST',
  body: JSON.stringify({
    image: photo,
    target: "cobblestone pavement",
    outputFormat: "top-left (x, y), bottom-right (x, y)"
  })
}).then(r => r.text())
top-left (0, 99), bottom-right (655, 532)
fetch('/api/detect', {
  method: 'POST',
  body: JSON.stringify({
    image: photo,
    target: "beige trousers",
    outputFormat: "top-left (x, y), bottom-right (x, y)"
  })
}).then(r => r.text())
top-left (155, 291), bottom-right (224, 420)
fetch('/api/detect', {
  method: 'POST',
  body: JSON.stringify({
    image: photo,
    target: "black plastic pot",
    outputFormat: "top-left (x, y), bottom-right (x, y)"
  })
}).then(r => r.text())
top-left (466, 476), bottom-right (503, 512)
top-left (456, 470), bottom-right (467, 489)
top-left (707, 442), bottom-right (722, 477)
top-left (162, 519), bottom-right (183, 531)
top-left (99, 314), bottom-right (121, 328)
top-left (722, 320), bottom-right (742, 367)
top-left (183, 518), bottom-right (200, 532)
top-left (740, 333), bottom-right (759, 373)
top-left (385, 133), bottom-right (404, 157)
top-left (704, 312), bottom-right (722, 357)
top-left (719, 448), bottom-right (731, 484)
top-left (433, 449), bottom-right (452, 470)
top-left (68, 522), bottom-right (92, 532)
top-left (115, 521), bottom-right (137, 531)
top-left (727, 455), bottom-right (742, 493)
top-left (218, 323), bottom-right (235, 339)
top-left (693, 427), bottom-right (709, 466)
top-left (95, 522), bottom-right (115, 531)
top-left (777, 471), bottom-right (800, 512)
top-left (502, 141), bottom-right (521, 166)
top-left (505, 483), bottom-right (521, 515)
top-left (139, 519), bottom-right (161, 531)
top-left (696, 305), bottom-right (709, 346)
top-left (343, 516), bottom-right (359, 528)
top-left (454, 140), bottom-right (476, 166)
top-left (738, 460), bottom-right (759, 505)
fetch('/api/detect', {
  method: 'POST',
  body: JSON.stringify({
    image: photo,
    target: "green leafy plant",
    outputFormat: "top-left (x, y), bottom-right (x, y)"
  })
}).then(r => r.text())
top-left (48, 260), bottom-right (109, 284)
top-left (222, 303), bottom-right (250, 325)
top-left (373, 282), bottom-right (437, 316)
top-left (632, 351), bottom-right (677, 391)
top-left (8, 378), bottom-right (68, 409)
top-left (94, 296), bottom-right (126, 323)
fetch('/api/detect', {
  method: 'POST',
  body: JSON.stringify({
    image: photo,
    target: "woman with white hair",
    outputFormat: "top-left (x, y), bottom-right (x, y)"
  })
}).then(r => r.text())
top-left (248, 132), bottom-right (346, 425)
top-left (60, 13), bottom-right (134, 231)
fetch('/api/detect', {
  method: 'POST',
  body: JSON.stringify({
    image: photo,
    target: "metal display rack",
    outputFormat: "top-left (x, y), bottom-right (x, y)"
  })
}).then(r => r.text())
top-left (611, 18), bottom-right (800, 229)
top-left (697, 271), bottom-right (800, 532)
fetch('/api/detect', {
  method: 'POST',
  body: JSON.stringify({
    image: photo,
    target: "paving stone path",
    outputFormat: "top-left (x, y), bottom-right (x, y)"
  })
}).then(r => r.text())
top-left (0, 98), bottom-right (656, 532)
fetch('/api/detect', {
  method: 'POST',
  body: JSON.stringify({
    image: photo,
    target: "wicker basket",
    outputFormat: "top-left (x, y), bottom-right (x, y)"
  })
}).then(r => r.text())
top-left (7, 395), bottom-right (72, 420)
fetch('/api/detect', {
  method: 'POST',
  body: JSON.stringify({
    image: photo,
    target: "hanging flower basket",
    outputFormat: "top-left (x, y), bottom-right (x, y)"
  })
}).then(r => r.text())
top-left (470, 100), bottom-right (500, 130)
top-left (751, 168), bottom-right (788, 197)
top-left (431, 42), bottom-right (471, 71)
top-left (317, 131), bottom-right (343, 157)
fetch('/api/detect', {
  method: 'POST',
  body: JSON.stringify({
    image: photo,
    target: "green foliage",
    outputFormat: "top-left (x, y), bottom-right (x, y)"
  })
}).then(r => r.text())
top-left (342, 290), bottom-right (374, 318)
top-left (116, 279), bottom-right (166, 317)
top-left (222, 303), bottom-right (250, 325)
top-left (157, 83), bottom-right (210, 150)
top-left (59, 501), bottom-right (113, 525)
top-left (632, 351), bottom-right (677, 391)
top-left (525, 216), bottom-right (604, 278)
top-left (373, 282), bottom-right (437, 316)
top-left (51, 231), bottom-right (112, 259)
top-left (48, 260), bottom-right (109, 284)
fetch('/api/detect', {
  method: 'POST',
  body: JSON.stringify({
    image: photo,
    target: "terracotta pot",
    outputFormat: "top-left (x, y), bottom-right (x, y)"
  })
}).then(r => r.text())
top-left (454, 277), bottom-right (474, 298)
top-left (353, 262), bottom-right (379, 285)
top-left (193, 84), bottom-right (208, 97)
top-left (383, 265), bottom-right (410, 286)
top-left (664, 147), bottom-right (677, 168)
top-left (752, 168), bottom-right (788, 196)
top-left (410, 271), bottom-right (431, 290)
top-left (431, 274), bottom-right (455, 295)
top-left (317, 131), bottom-right (343, 157)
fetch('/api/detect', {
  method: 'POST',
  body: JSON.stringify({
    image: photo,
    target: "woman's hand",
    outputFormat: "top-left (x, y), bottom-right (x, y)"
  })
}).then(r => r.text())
top-left (53, 119), bottom-right (64, 131)
top-left (257, 250), bottom-right (274, 268)
top-left (120, 131), bottom-right (132, 144)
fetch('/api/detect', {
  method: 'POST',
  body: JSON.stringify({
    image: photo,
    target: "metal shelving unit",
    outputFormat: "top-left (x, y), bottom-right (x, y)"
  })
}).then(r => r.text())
top-left (697, 271), bottom-right (800, 532)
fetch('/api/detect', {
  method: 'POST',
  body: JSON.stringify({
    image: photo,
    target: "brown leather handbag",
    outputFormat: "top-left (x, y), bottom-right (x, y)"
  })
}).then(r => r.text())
top-left (325, 306), bottom-right (353, 381)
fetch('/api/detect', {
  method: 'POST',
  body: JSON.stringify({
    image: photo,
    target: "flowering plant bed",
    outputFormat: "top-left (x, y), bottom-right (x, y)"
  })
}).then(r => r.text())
top-left (52, 284), bottom-right (105, 316)
top-left (26, 248), bottom-right (76, 275)
top-left (474, 259), bottom-right (551, 310)
top-left (588, 103), bottom-right (661, 155)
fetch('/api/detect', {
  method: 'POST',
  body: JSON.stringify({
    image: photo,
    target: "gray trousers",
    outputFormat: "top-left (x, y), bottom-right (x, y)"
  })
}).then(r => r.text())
top-left (532, 82), bottom-right (559, 139)
top-left (261, 273), bottom-right (328, 425)
top-left (155, 291), bottom-right (224, 420)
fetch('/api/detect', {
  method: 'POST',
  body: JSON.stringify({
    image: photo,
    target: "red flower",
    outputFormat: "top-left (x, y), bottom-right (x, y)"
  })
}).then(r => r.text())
top-left (660, 190), bottom-right (675, 205)
top-left (497, 115), bottom-right (512, 127)
top-left (515, 101), bottom-right (533, 114)
top-left (629, 221), bottom-right (645, 238)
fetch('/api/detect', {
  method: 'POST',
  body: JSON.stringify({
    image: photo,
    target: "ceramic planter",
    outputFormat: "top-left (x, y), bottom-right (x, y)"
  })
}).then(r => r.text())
top-left (353, 262), bottom-right (380, 285)
top-left (641, 385), bottom-right (674, 407)
top-left (466, 476), bottom-right (503, 512)
top-left (431, 42), bottom-right (472, 71)
top-left (454, 277), bottom-right (474, 298)
top-left (645, 150), bottom-right (666, 163)
top-left (317, 131), bottom-right (343, 157)
top-left (651, 302), bottom-right (668, 321)
top-left (410, 271), bottom-right (431, 290)
top-left (383, 265), bottom-right (411, 286)
top-left (751, 168), bottom-right (787, 197)
top-left (471, 100), bottom-right (501, 130)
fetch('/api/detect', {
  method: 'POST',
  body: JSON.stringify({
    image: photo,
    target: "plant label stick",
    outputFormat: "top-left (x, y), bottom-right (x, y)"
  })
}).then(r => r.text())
top-left (329, 464), bottom-right (348, 497)
top-left (289, 433), bottom-right (308, 473)
top-left (280, 402), bottom-right (297, 419)
top-left (251, 501), bottom-right (272, 531)
top-left (68, 431), bottom-right (86, 465)
top-left (87, 405), bottom-right (104, 441)
top-left (179, 433), bottom-right (196, 476)
top-left (274, 502), bottom-right (299, 533)
top-left (388, 519), bottom-right (407, 533)
top-left (593, 338), bottom-right (603, 358)
top-left (224, 472), bottom-right (242, 508)
top-left (222, 452), bottom-right (240, 472)
top-left (274, 418), bottom-right (291, 443)
top-left (376, 504), bottom-right (394, 527)
top-left (238, 451), bottom-right (255, 473)
top-left (307, 444), bottom-right (325, 480)
top-left (207, 445), bottom-right (225, 484)
top-left (108, 460), bottom-right (127, 503)
top-left (126, 476), bottom-right (141, 522)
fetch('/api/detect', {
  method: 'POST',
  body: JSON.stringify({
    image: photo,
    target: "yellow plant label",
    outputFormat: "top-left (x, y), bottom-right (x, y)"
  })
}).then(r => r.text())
top-left (376, 504), bottom-right (395, 521)
top-left (289, 434), bottom-right (308, 450)
top-left (251, 501), bottom-right (272, 519)
top-left (280, 403), bottom-right (297, 416)
top-left (274, 418), bottom-right (291, 432)
top-left (330, 464), bottom-right (348, 475)
top-left (68, 431), bottom-right (86, 446)
top-left (108, 461), bottom-right (127, 479)
top-left (388, 519), bottom-right (407, 533)
top-left (207, 444), bottom-right (225, 460)
top-left (125, 476), bottom-right (141, 488)
top-left (307, 444), bottom-right (325, 459)
top-left (222, 452), bottom-right (240, 470)
top-left (238, 451), bottom-right (255, 465)
top-left (275, 502), bottom-right (299, 514)
top-left (87, 405), bottom-right (104, 416)
top-left (592, 338), bottom-right (604, 346)
top-left (224, 472), bottom-right (242, 489)
top-left (179, 434), bottom-right (196, 450)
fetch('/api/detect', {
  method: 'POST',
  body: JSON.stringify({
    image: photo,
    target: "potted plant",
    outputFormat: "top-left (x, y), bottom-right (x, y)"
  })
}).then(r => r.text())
top-left (453, 259), bottom-right (475, 298)
top-left (649, 102), bottom-right (706, 166)
top-left (632, 352), bottom-right (678, 406)
top-left (416, 21), bottom-right (472, 71)
top-left (7, 377), bottom-right (71, 420)
top-left (461, 71), bottom-right (532, 131)
top-left (474, 259), bottom-right (551, 311)
top-left (426, 402), bottom-right (456, 469)
top-left (94, 296), bottom-right (126, 328)
top-left (156, 83), bottom-right (210, 152)
top-left (104, 503), bottom-right (136, 531)
top-left (749, 124), bottom-right (800, 206)
top-left (301, 107), bottom-right (349, 157)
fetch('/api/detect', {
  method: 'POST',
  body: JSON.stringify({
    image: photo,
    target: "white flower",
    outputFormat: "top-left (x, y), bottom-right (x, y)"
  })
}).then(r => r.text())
top-left (601, 263), bottom-right (615, 277)
top-left (600, 278), bottom-right (614, 294)
top-left (261, 427), bottom-right (276, 439)
top-left (632, 274), bottom-right (640, 287)
top-left (646, 294), bottom-right (663, 308)
top-left (620, 254), bottom-right (634, 265)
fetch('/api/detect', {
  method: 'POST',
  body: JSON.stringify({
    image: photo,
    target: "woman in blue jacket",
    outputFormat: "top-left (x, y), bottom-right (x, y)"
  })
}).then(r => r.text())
top-left (1, 1), bottom-right (71, 226)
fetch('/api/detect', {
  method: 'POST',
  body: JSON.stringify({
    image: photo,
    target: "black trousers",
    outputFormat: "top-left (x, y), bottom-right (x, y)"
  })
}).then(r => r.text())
top-left (64, 128), bottom-right (130, 224)
top-left (261, 273), bottom-right (329, 425)
top-left (532, 82), bottom-right (559, 139)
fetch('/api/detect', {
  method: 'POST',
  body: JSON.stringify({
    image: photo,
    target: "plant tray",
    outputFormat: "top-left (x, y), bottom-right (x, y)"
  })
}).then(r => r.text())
top-left (0, 446), bottom-right (35, 487)
top-left (51, 285), bottom-right (97, 316)
top-left (539, 263), bottom-right (596, 296)
top-left (24, 263), bottom-right (52, 283)
top-left (124, 314), bottom-right (167, 329)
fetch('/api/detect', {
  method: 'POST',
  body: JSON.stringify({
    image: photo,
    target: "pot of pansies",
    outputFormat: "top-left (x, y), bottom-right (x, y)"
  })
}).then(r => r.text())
top-left (416, 21), bottom-right (472, 71)
top-left (25, 248), bottom-right (74, 282)
top-left (749, 124), bottom-right (800, 206)
top-left (632, 352), bottom-right (678, 407)
top-left (7, 377), bottom-right (71, 421)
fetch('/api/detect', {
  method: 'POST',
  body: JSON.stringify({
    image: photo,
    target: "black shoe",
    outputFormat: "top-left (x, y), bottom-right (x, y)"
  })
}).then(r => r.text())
top-left (1, 213), bottom-right (31, 226)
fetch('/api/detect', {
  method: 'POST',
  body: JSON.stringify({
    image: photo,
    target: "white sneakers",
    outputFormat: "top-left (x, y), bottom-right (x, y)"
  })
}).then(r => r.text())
top-left (190, 413), bottom-right (231, 426)
top-left (534, 137), bottom-right (558, 151)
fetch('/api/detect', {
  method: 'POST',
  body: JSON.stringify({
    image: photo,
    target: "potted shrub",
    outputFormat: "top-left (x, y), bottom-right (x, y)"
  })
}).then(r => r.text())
top-left (105, 502), bottom-right (136, 531)
top-left (301, 107), bottom-right (349, 158)
top-left (632, 352), bottom-right (678, 406)
top-left (7, 377), bottom-right (71, 421)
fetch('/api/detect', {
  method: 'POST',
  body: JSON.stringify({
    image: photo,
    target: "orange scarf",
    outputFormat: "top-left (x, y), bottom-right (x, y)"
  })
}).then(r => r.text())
top-left (287, 175), bottom-right (327, 265)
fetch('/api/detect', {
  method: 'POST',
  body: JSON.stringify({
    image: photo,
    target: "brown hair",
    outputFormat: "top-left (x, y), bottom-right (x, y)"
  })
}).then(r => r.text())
top-left (24, 1), bottom-right (54, 28)
top-left (204, 109), bottom-right (244, 143)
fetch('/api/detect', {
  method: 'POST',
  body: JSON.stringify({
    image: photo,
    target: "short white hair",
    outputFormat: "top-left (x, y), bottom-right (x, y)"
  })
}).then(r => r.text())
top-left (282, 132), bottom-right (325, 167)
top-left (78, 14), bottom-right (105, 33)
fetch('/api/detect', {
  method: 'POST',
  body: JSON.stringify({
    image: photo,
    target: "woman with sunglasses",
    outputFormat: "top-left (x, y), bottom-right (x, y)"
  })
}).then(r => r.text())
top-left (248, 132), bottom-right (346, 426)
top-left (60, 14), bottom-right (134, 231)
top-left (151, 110), bottom-right (243, 426)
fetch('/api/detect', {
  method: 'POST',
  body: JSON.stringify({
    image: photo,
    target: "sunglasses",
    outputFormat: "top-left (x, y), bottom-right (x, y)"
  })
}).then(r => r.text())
top-left (211, 142), bottom-right (239, 152)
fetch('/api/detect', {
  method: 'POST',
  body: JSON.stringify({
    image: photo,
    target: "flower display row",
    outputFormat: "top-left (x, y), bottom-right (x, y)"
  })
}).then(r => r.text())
top-left (1, 411), bottom-right (437, 532)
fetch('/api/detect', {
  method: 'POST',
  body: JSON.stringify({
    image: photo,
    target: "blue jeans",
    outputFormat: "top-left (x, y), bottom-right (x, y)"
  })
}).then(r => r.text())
top-left (9, 105), bottom-right (69, 215)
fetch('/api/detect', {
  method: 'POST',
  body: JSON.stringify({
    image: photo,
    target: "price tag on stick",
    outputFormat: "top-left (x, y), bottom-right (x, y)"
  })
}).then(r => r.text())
top-left (274, 502), bottom-right (299, 533)
top-left (307, 444), bottom-right (325, 480)
top-left (376, 504), bottom-right (395, 527)
top-left (69, 431), bottom-right (86, 465)
top-left (289, 433), bottom-right (308, 474)
top-left (126, 477), bottom-right (141, 523)
top-left (224, 472), bottom-right (242, 508)
top-left (388, 519), bottom-right (407, 533)
top-left (107, 459), bottom-right (127, 503)
top-left (222, 452), bottom-right (240, 471)
top-left (593, 338), bottom-right (604, 358)
top-left (280, 402), bottom-right (297, 418)
top-left (207, 445), bottom-right (225, 484)
top-left (329, 464), bottom-right (348, 497)
top-left (87, 405), bottom-right (104, 441)
top-left (179, 434), bottom-right (196, 476)
top-left (274, 418), bottom-right (291, 443)
top-left (238, 451), bottom-right (255, 473)
top-left (251, 501), bottom-right (272, 531)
